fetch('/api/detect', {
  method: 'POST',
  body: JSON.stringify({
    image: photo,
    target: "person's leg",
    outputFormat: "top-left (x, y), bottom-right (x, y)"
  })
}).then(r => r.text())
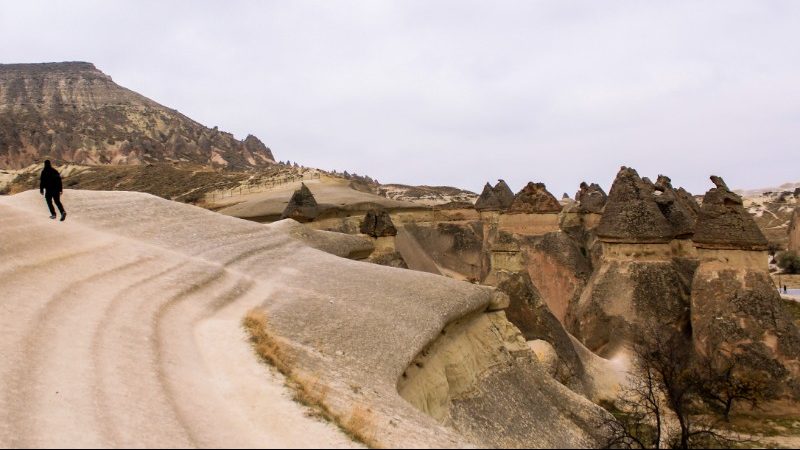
top-left (53, 193), bottom-right (65, 215)
top-left (53, 193), bottom-right (67, 221)
top-left (44, 192), bottom-right (56, 217)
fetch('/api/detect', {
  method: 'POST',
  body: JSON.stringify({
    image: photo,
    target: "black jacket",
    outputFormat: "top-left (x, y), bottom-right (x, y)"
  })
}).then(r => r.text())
top-left (40, 166), bottom-right (63, 194)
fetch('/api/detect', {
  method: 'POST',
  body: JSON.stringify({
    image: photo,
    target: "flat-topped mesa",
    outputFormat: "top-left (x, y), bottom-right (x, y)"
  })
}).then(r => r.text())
top-left (692, 175), bottom-right (768, 251)
top-left (575, 182), bottom-right (607, 214)
top-left (359, 209), bottom-right (397, 238)
top-left (652, 175), bottom-right (696, 239)
top-left (474, 180), bottom-right (514, 212)
top-left (596, 167), bottom-right (674, 243)
top-left (280, 183), bottom-right (319, 223)
top-left (507, 182), bottom-right (562, 214)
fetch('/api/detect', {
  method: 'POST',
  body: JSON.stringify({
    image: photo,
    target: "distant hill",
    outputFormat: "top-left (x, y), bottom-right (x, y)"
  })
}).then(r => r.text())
top-left (0, 62), bottom-right (274, 170)
top-left (738, 183), bottom-right (800, 248)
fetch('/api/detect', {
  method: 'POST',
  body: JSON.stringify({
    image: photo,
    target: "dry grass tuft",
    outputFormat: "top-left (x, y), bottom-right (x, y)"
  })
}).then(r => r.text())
top-left (243, 310), bottom-right (292, 376)
top-left (346, 405), bottom-right (381, 448)
top-left (243, 308), bottom-right (381, 448)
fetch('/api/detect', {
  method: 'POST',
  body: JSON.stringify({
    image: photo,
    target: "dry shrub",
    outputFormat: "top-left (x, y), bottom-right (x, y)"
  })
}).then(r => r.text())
top-left (243, 308), bottom-right (380, 448)
top-left (346, 405), bottom-right (380, 448)
top-left (243, 310), bottom-right (292, 376)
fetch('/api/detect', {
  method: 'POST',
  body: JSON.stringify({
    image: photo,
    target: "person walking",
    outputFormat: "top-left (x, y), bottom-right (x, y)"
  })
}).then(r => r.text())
top-left (40, 160), bottom-right (67, 221)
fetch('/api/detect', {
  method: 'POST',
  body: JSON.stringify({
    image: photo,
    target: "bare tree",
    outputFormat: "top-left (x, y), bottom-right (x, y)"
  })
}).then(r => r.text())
top-left (693, 354), bottom-right (776, 421)
top-left (602, 323), bottom-right (754, 449)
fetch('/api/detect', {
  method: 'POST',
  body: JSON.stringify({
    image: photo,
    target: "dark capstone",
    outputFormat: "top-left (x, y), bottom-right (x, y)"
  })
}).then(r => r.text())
top-left (693, 175), bottom-right (768, 250)
top-left (475, 180), bottom-right (515, 211)
top-left (675, 187), bottom-right (701, 219)
top-left (280, 183), bottom-right (319, 223)
top-left (574, 181), bottom-right (607, 213)
top-left (596, 167), bottom-right (674, 243)
top-left (474, 183), bottom-right (500, 211)
top-left (359, 209), bottom-right (397, 237)
top-left (507, 182), bottom-right (562, 214)
top-left (653, 175), bottom-right (696, 238)
top-left (494, 180), bottom-right (514, 208)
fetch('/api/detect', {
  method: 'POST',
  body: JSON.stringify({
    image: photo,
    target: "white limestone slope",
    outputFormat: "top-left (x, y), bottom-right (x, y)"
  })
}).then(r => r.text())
top-left (0, 190), bottom-right (357, 448)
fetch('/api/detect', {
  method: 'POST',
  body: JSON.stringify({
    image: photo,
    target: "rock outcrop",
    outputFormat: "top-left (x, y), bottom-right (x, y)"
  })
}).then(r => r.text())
top-left (0, 62), bottom-right (275, 169)
top-left (474, 180), bottom-right (514, 212)
top-left (359, 209), bottom-right (397, 237)
top-left (691, 177), bottom-right (800, 400)
top-left (596, 167), bottom-right (674, 243)
top-left (400, 222), bottom-right (484, 281)
top-left (569, 167), bottom-right (696, 357)
top-left (575, 182), bottom-right (607, 214)
top-left (693, 176), bottom-right (769, 250)
top-left (788, 207), bottom-right (799, 252)
top-left (280, 183), bottom-right (319, 223)
top-left (507, 182), bottom-right (562, 214)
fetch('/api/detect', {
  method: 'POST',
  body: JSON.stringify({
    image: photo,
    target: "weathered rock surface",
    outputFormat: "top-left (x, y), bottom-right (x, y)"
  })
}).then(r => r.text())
top-left (0, 62), bottom-right (275, 169)
top-left (507, 182), bottom-right (562, 214)
top-left (567, 253), bottom-right (696, 358)
top-left (522, 233), bottom-right (594, 323)
top-left (359, 209), bottom-right (397, 237)
top-left (596, 167), bottom-right (674, 243)
top-left (398, 310), bottom-right (609, 448)
top-left (280, 183), bottom-right (319, 223)
top-left (693, 176), bottom-right (769, 250)
top-left (575, 182), bottom-right (607, 214)
top-left (494, 271), bottom-right (589, 392)
top-left (691, 259), bottom-right (800, 400)
top-left (400, 222), bottom-right (484, 281)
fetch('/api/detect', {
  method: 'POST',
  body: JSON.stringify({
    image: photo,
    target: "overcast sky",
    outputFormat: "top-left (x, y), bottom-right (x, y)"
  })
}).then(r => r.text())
top-left (2, 0), bottom-right (799, 196)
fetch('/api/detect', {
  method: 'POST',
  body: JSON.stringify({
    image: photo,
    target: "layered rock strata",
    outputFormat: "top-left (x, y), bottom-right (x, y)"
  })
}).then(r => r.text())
top-left (0, 62), bottom-right (274, 169)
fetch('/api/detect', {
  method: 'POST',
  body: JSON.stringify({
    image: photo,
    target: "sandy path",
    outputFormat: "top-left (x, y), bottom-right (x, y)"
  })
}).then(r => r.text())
top-left (0, 195), bottom-right (357, 448)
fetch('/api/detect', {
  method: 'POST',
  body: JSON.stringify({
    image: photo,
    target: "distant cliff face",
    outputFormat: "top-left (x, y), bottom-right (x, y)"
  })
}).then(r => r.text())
top-left (0, 62), bottom-right (274, 169)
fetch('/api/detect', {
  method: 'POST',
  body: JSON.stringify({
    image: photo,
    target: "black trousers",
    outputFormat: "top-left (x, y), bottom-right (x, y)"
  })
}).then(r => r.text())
top-left (45, 191), bottom-right (66, 216)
